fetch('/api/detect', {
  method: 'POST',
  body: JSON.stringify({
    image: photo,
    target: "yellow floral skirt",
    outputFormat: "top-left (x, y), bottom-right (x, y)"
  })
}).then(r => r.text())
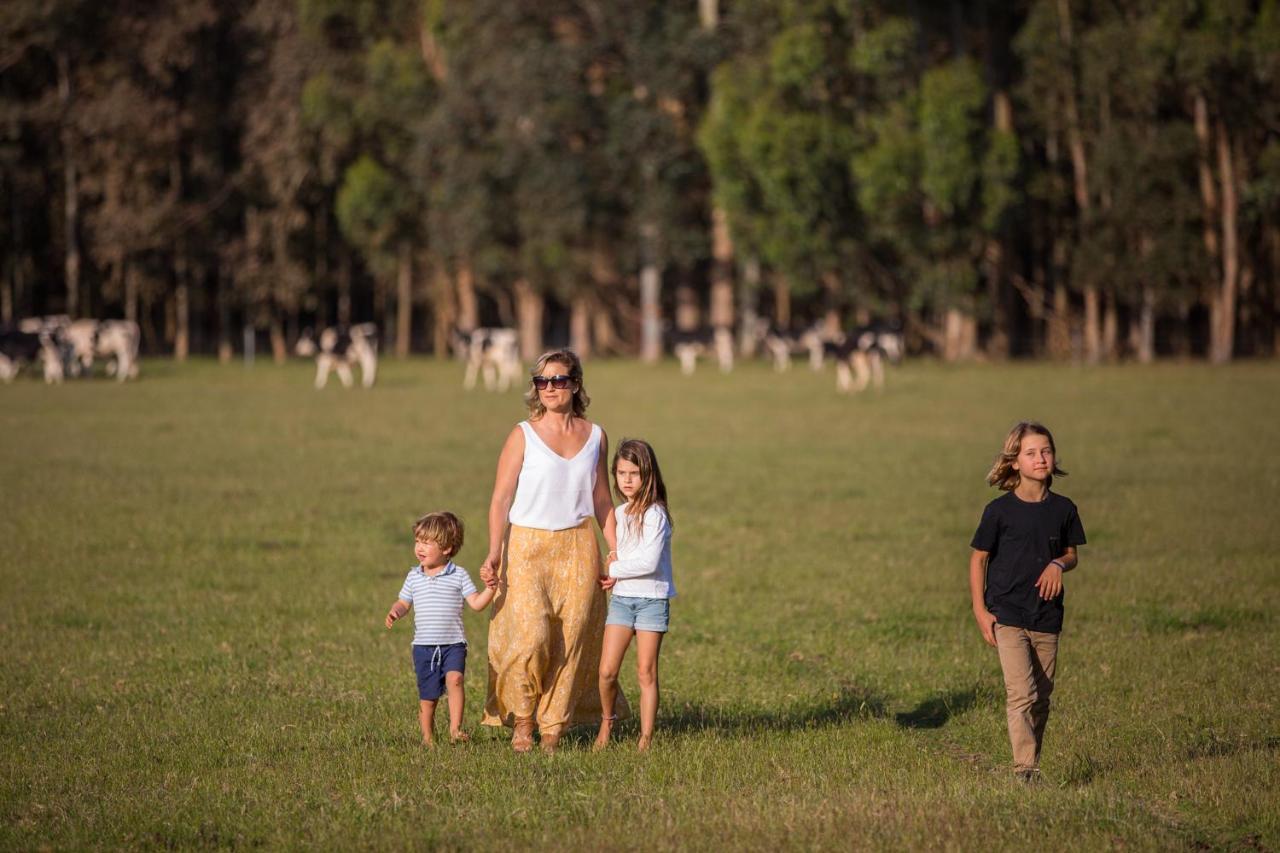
top-left (482, 520), bottom-right (630, 734)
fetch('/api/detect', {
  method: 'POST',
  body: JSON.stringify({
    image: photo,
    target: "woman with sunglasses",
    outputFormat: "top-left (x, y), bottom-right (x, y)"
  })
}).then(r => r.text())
top-left (477, 349), bottom-right (629, 752)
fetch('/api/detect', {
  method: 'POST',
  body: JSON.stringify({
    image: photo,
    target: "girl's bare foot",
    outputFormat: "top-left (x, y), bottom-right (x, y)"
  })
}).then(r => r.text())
top-left (592, 715), bottom-right (617, 752)
top-left (636, 733), bottom-right (652, 752)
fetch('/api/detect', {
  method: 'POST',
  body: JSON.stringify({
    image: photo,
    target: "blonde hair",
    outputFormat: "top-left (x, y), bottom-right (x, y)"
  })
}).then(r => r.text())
top-left (612, 438), bottom-right (672, 532)
top-left (412, 511), bottom-right (464, 557)
top-left (986, 421), bottom-right (1068, 491)
top-left (523, 349), bottom-right (590, 419)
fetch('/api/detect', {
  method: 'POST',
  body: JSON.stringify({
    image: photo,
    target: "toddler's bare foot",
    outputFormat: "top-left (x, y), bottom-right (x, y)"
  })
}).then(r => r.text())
top-left (422, 737), bottom-right (437, 749)
top-left (636, 733), bottom-right (652, 752)
top-left (592, 715), bottom-right (616, 752)
top-left (450, 730), bottom-right (471, 744)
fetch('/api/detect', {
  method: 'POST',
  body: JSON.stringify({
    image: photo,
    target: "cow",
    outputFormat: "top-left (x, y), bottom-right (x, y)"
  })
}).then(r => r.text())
top-left (0, 327), bottom-right (64, 384)
top-left (826, 325), bottom-right (904, 393)
top-left (670, 326), bottom-right (734, 376)
top-left (759, 322), bottom-right (828, 372)
top-left (296, 323), bottom-right (378, 389)
top-left (451, 327), bottom-right (521, 391)
top-left (63, 319), bottom-right (141, 381)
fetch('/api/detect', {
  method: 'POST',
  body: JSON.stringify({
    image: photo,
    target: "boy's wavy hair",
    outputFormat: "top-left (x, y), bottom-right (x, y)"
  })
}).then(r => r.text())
top-left (523, 349), bottom-right (590, 420)
top-left (413, 511), bottom-right (464, 557)
top-left (987, 421), bottom-right (1068, 491)
top-left (612, 438), bottom-right (672, 533)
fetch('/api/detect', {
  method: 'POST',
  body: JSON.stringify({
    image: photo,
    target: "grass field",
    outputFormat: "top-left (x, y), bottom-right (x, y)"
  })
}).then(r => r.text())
top-left (2, 357), bottom-right (1278, 851)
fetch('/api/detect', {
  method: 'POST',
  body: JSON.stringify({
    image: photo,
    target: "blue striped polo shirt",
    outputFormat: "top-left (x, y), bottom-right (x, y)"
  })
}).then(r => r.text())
top-left (397, 562), bottom-right (478, 645)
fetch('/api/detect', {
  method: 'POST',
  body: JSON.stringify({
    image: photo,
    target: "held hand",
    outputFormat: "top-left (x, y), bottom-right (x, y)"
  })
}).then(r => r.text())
top-left (479, 552), bottom-right (501, 588)
top-left (1035, 562), bottom-right (1064, 600)
top-left (599, 575), bottom-right (617, 590)
top-left (385, 610), bottom-right (399, 629)
top-left (974, 609), bottom-right (997, 647)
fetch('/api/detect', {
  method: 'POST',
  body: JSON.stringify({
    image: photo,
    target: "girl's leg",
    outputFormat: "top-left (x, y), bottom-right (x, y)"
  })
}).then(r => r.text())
top-left (445, 672), bottom-right (467, 740)
top-left (634, 630), bottom-right (664, 751)
top-left (595, 624), bottom-right (633, 749)
top-left (418, 699), bottom-right (437, 745)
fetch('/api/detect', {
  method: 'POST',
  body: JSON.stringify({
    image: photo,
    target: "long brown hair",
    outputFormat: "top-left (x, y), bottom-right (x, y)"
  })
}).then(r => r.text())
top-left (986, 421), bottom-right (1068, 491)
top-left (612, 438), bottom-right (672, 532)
top-left (523, 349), bottom-right (590, 419)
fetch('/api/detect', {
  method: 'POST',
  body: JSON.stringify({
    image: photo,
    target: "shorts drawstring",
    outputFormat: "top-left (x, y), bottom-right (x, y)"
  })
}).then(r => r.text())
top-left (430, 644), bottom-right (443, 672)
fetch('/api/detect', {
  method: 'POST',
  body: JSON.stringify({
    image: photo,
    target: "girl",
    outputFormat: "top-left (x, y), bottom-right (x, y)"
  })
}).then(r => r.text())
top-left (969, 421), bottom-right (1086, 782)
top-left (595, 439), bottom-right (675, 752)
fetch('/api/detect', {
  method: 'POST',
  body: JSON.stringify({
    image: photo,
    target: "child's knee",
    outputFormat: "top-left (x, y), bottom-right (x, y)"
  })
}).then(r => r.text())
top-left (599, 666), bottom-right (619, 685)
top-left (636, 665), bottom-right (658, 688)
top-left (445, 671), bottom-right (464, 688)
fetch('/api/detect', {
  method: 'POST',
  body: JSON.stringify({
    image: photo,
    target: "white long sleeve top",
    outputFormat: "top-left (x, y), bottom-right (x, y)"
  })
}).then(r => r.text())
top-left (608, 503), bottom-right (675, 599)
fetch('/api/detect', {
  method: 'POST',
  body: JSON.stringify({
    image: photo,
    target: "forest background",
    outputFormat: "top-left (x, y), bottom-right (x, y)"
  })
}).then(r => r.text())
top-left (2, 0), bottom-right (1278, 365)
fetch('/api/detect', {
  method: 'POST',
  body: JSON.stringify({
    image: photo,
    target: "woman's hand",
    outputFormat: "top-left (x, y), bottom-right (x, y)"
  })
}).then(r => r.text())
top-left (479, 552), bottom-right (502, 588)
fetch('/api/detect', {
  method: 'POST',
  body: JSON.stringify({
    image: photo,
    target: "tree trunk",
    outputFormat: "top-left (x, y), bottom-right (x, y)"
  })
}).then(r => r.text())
top-left (570, 294), bottom-right (591, 359)
top-left (269, 311), bottom-right (287, 364)
top-left (514, 277), bottom-right (544, 361)
top-left (639, 222), bottom-right (662, 363)
top-left (820, 271), bottom-right (842, 337)
top-left (456, 256), bottom-right (478, 332)
top-left (57, 51), bottom-right (80, 317)
top-left (738, 256), bottom-right (761, 355)
top-left (942, 304), bottom-right (978, 362)
top-left (773, 273), bottom-right (791, 328)
top-left (431, 260), bottom-right (454, 358)
top-left (396, 241), bottom-right (412, 357)
top-left (1, 276), bottom-right (11, 324)
top-left (591, 297), bottom-right (618, 356)
top-left (699, 0), bottom-right (718, 30)
top-left (338, 246), bottom-right (352, 326)
top-left (1135, 285), bottom-right (1155, 363)
top-left (125, 263), bottom-right (139, 324)
top-left (710, 205), bottom-right (734, 330)
top-left (1101, 290), bottom-right (1117, 361)
top-left (216, 264), bottom-right (233, 364)
top-left (1210, 118), bottom-right (1238, 364)
top-left (173, 247), bottom-right (190, 361)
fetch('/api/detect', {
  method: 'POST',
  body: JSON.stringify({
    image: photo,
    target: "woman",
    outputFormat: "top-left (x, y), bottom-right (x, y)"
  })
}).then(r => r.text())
top-left (478, 349), bottom-right (629, 752)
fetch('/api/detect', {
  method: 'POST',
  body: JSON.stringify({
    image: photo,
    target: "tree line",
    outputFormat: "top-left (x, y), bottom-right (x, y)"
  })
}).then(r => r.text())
top-left (3, 0), bottom-right (1278, 364)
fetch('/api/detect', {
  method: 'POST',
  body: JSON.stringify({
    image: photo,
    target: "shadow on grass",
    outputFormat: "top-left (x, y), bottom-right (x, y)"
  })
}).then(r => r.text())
top-left (557, 683), bottom-right (888, 747)
top-left (893, 687), bottom-right (983, 730)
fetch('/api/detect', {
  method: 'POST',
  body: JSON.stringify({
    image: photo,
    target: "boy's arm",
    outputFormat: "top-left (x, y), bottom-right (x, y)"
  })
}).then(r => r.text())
top-left (386, 599), bottom-right (410, 629)
top-left (466, 586), bottom-right (496, 610)
top-left (969, 549), bottom-right (997, 647)
top-left (1035, 545), bottom-right (1078, 600)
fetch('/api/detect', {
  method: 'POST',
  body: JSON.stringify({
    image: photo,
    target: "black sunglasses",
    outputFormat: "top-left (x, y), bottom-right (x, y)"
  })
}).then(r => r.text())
top-left (532, 374), bottom-right (573, 390)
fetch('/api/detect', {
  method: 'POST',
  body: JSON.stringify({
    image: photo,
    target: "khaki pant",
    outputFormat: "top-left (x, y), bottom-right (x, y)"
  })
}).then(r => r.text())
top-left (994, 624), bottom-right (1058, 772)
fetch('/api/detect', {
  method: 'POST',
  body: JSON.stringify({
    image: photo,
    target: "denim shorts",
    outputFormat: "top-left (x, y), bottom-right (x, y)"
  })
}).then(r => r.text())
top-left (606, 595), bottom-right (670, 633)
top-left (412, 643), bottom-right (466, 701)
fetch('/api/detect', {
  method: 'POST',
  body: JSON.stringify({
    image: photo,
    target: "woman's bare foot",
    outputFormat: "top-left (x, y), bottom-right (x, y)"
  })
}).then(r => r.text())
top-left (636, 733), bottom-right (652, 752)
top-left (512, 717), bottom-right (535, 753)
top-left (592, 715), bottom-right (617, 752)
top-left (539, 731), bottom-right (561, 754)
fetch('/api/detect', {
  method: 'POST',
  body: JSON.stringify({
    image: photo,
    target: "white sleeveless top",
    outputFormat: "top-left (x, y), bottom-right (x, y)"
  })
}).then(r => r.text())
top-left (508, 421), bottom-right (601, 531)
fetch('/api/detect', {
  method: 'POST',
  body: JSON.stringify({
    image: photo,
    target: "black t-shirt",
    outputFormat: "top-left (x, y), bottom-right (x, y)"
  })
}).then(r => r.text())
top-left (970, 491), bottom-right (1086, 634)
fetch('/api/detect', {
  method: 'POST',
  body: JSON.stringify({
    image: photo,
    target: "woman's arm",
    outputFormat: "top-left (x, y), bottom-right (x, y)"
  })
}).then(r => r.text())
top-left (479, 426), bottom-right (525, 584)
top-left (592, 427), bottom-right (616, 552)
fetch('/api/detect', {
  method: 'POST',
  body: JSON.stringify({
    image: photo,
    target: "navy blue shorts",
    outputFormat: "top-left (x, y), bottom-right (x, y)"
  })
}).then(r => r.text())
top-left (412, 643), bottom-right (467, 701)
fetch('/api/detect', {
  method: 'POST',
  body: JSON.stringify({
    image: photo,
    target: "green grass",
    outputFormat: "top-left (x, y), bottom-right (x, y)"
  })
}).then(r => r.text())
top-left (2, 358), bottom-right (1278, 850)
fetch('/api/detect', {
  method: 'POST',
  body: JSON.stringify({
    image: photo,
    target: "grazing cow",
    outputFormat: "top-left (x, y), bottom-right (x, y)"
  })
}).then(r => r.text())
top-left (759, 323), bottom-right (828, 372)
top-left (826, 325), bottom-right (904, 393)
top-left (45, 318), bottom-right (141, 381)
top-left (452, 327), bottom-right (521, 391)
top-left (0, 327), bottom-right (64, 384)
top-left (296, 323), bottom-right (378, 389)
top-left (670, 326), bottom-right (734, 375)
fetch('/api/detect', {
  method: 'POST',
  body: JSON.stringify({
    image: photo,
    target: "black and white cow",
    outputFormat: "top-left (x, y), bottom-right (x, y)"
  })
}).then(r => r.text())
top-left (451, 327), bottom-right (520, 391)
top-left (825, 325), bottom-right (905, 393)
top-left (27, 317), bottom-right (141, 381)
top-left (670, 326), bottom-right (734, 375)
top-left (0, 327), bottom-right (64, 384)
top-left (759, 322), bottom-right (828, 372)
top-left (296, 323), bottom-right (378, 389)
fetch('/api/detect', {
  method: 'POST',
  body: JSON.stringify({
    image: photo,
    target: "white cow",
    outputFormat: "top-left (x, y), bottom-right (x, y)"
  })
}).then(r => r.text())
top-left (670, 326), bottom-right (734, 375)
top-left (54, 319), bottom-right (141, 381)
top-left (0, 327), bottom-right (64, 384)
top-left (452, 327), bottom-right (521, 391)
top-left (296, 323), bottom-right (378, 389)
